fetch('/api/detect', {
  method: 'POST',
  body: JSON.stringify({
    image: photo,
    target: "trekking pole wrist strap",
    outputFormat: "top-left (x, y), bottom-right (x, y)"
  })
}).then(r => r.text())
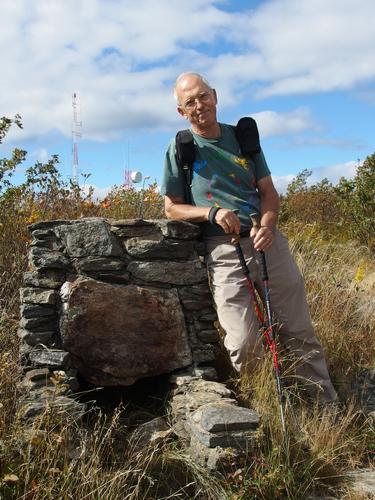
top-left (208, 207), bottom-right (221, 224)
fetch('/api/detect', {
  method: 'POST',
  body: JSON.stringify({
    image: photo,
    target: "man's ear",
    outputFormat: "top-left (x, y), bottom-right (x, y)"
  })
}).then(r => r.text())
top-left (212, 88), bottom-right (218, 104)
top-left (177, 106), bottom-right (188, 119)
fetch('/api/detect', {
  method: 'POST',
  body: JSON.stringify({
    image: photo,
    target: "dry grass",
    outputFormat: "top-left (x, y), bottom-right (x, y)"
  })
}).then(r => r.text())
top-left (288, 227), bottom-right (375, 379)
top-left (1, 405), bottom-right (227, 499)
top-left (0, 190), bottom-right (374, 498)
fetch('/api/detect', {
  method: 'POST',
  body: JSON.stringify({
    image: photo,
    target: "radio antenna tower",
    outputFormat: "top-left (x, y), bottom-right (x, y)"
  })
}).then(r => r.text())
top-left (124, 141), bottom-right (132, 188)
top-left (72, 92), bottom-right (82, 185)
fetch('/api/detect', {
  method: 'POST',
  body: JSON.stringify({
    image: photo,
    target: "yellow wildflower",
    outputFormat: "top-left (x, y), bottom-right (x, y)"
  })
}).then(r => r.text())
top-left (354, 262), bottom-right (366, 284)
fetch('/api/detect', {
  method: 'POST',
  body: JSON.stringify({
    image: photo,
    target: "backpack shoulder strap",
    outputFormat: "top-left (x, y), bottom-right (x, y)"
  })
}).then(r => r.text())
top-left (175, 129), bottom-right (195, 203)
top-left (234, 117), bottom-right (261, 157)
top-left (174, 118), bottom-right (261, 201)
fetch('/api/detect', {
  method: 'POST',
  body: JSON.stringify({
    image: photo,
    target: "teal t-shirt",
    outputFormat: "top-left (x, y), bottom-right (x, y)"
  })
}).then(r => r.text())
top-left (161, 123), bottom-right (271, 236)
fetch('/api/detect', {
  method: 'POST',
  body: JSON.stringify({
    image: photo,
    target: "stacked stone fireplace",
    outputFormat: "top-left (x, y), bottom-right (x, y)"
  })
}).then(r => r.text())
top-left (18, 217), bottom-right (260, 468)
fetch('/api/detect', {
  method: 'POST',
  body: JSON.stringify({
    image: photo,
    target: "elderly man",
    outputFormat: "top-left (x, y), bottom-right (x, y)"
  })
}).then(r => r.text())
top-left (161, 72), bottom-right (337, 404)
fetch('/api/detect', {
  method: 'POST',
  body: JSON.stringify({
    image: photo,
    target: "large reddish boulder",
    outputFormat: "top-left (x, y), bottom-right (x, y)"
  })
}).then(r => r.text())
top-left (60, 277), bottom-right (192, 385)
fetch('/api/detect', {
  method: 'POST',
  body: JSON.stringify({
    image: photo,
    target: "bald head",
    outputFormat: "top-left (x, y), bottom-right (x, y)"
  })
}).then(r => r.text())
top-left (173, 72), bottom-right (212, 104)
top-left (173, 72), bottom-right (219, 137)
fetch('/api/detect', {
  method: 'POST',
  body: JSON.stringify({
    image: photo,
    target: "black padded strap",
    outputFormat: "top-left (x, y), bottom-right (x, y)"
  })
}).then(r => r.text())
top-left (235, 117), bottom-right (261, 157)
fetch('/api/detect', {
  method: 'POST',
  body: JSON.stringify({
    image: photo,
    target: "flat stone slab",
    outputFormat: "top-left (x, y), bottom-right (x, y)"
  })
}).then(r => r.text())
top-left (54, 220), bottom-right (123, 258)
top-left (18, 329), bottom-right (54, 346)
top-left (29, 247), bottom-right (70, 270)
top-left (125, 236), bottom-right (196, 260)
top-left (186, 417), bottom-right (258, 449)
top-left (191, 402), bottom-right (260, 433)
top-left (346, 468), bottom-right (375, 496)
top-left (29, 350), bottom-right (71, 369)
top-left (20, 288), bottom-right (56, 305)
top-left (128, 260), bottom-right (207, 285)
top-left (23, 270), bottom-right (65, 289)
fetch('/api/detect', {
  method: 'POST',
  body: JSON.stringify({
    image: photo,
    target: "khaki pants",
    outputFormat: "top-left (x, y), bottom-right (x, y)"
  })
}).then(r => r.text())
top-left (204, 229), bottom-right (337, 403)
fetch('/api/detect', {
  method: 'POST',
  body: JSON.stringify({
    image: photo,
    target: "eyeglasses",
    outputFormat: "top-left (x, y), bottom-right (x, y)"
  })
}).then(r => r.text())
top-left (180, 90), bottom-right (213, 111)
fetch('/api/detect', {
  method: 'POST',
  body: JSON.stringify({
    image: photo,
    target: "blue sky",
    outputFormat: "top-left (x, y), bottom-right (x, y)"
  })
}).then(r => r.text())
top-left (1, 0), bottom-right (375, 196)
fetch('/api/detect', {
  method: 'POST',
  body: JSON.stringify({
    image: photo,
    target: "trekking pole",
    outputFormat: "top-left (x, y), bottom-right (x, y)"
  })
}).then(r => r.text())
top-left (249, 213), bottom-right (286, 433)
top-left (231, 238), bottom-right (265, 326)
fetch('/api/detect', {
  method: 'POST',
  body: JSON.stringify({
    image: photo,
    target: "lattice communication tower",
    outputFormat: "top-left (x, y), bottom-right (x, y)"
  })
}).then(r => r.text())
top-left (72, 92), bottom-right (82, 185)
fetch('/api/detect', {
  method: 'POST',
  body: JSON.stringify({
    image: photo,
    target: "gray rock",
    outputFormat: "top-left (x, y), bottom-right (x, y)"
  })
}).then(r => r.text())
top-left (171, 375), bottom-right (199, 386)
top-left (366, 368), bottom-right (375, 383)
top-left (29, 247), bottom-right (70, 270)
top-left (20, 304), bottom-right (56, 318)
top-left (19, 400), bottom-right (49, 420)
top-left (29, 350), bottom-right (71, 369)
top-left (189, 380), bottom-right (232, 397)
top-left (55, 219), bottom-right (123, 258)
top-left (18, 329), bottom-right (55, 346)
top-left (193, 366), bottom-right (218, 381)
top-left (197, 329), bottom-right (219, 343)
top-left (110, 219), bottom-right (160, 239)
top-left (179, 297), bottom-right (214, 312)
top-left (186, 418), bottom-right (257, 449)
top-left (129, 417), bottom-right (171, 452)
top-left (125, 235), bottom-right (196, 260)
top-left (20, 287), bottom-right (56, 305)
top-left (30, 229), bottom-right (64, 251)
top-left (196, 310), bottom-right (218, 322)
top-left (191, 402), bottom-right (260, 433)
top-left (128, 260), bottom-right (207, 285)
top-left (153, 220), bottom-right (201, 240)
top-left (23, 270), bottom-right (65, 289)
top-left (19, 316), bottom-right (58, 331)
top-left (31, 240), bottom-right (64, 252)
top-left (28, 220), bottom-right (72, 232)
top-left (31, 228), bottom-right (56, 239)
top-left (178, 285), bottom-right (214, 304)
top-left (192, 345), bottom-right (217, 363)
top-left (84, 272), bottom-right (130, 284)
top-left (186, 393), bottom-right (236, 411)
top-left (20, 371), bottom-right (54, 391)
top-left (188, 434), bottom-right (246, 471)
top-left (346, 468), bottom-right (375, 496)
top-left (20, 395), bottom-right (86, 421)
top-left (24, 368), bottom-right (51, 382)
top-left (194, 319), bottom-right (217, 332)
top-left (19, 343), bottom-right (33, 364)
top-left (74, 256), bottom-right (125, 272)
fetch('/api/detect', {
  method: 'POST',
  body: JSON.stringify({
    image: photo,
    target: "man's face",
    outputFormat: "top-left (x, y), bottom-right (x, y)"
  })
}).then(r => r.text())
top-left (176, 75), bottom-right (217, 130)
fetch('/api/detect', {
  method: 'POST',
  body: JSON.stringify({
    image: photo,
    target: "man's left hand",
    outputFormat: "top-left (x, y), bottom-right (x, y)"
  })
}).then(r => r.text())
top-left (250, 225), bottom-right (274, 252)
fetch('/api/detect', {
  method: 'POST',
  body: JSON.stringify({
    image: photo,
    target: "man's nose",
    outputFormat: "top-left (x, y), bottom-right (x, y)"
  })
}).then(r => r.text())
top-left (196, 99), bottom-right (204, 110)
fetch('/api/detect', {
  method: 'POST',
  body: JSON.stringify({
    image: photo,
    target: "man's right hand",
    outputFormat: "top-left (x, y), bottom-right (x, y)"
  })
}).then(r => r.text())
top-left (214, 209), bottom-right (241, 234)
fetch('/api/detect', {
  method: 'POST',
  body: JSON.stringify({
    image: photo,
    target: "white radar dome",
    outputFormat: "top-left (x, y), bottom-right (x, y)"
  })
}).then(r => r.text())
top-left (130, 171), bottom-right (142, 183)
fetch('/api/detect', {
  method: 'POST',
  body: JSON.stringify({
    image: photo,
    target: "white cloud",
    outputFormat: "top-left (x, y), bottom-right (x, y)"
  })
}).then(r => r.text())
top-left (80, 184), bottom-right (111, 200)
top-left (247, 0), bottom-right (375, 98)
top-left (273, 160), bottom-right (359, 193)
top-left (30, 148), bottom-right (49, 163)
top-left (309, 160), bottom-right (359, 185)
top-left (0, 0), bottom-right (237, 142)
top-left (272, 174), bottom-right (295, 194)
top-left (251, 108), bottom-right (317, 138)
top-left (1, 0), bottom-right (374, 143)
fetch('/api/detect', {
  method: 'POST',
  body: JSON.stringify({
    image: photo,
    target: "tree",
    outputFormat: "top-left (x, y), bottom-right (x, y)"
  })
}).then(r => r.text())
top-left (0, 115), bottom-right (26, 193)
top-left (335, 154), bottom-right (375, 250)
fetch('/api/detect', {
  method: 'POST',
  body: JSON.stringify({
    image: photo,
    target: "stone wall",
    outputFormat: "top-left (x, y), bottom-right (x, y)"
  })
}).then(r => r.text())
top-left (18, 217), bottom-right (260, 466)
top-left (19, 217), bottom-right (220, 385)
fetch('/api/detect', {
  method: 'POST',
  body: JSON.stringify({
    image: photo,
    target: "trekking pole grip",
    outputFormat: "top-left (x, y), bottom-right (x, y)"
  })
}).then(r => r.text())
top-left (250, 213), bottom-right (269, 281)
top-left (234, 241), bottom-right (250, 276)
